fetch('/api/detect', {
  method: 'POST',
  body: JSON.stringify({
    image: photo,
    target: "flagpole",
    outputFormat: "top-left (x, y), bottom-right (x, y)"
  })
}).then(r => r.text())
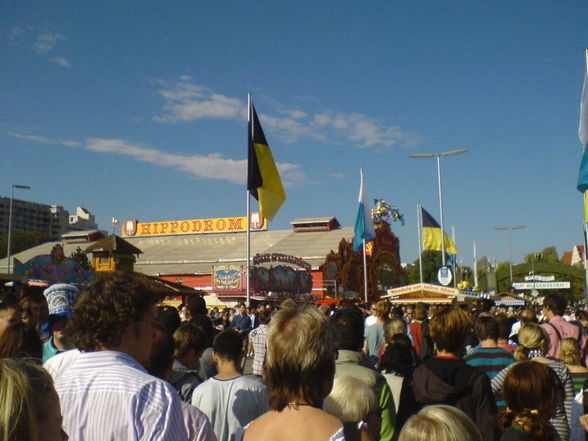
top-left (246, 93), bottom-right (252, 308)
top-left (473, 240), bottom-right (479, 289)
top-left (584, 49), bottom-right (588, 299)
top-left (417, 204), bottom-right (423, 283)
top-left (363, 238), bottom-right (368, 303)
top-left (452, 225), bottom-right (457, 288)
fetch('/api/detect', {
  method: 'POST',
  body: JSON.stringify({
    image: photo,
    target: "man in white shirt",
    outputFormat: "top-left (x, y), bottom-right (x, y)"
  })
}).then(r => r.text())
top-left (192, 329), bottom-right (268, 441)
top-left (54, 271), bottom-right (187, 441)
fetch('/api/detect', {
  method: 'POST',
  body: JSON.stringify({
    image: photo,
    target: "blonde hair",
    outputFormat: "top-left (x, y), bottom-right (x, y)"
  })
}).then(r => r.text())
top-left (559, 337), bottom-right (581, 366)
top-left (514, 323), bottom-right (549, 361)
top-left (323, 376), bottom-right (377, 422)
top-left (265, 304), bottom-right (337, 411)
top-left (375, 301), bottom-right (391, 320)
top-left (398, 405), bottom-right (483, 441)
top-left (384, 318), bottom-right (407, 340)
top-left (0, 359), bottom-right (55, 441)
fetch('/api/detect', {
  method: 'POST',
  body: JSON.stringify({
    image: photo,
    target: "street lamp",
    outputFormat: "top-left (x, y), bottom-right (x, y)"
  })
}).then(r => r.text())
top-left (410, 149), bottom-right (468, 267)
top-left (6, 184), bottom-right (31, 274)
top-left (493, 224), bottom-right (525, 285)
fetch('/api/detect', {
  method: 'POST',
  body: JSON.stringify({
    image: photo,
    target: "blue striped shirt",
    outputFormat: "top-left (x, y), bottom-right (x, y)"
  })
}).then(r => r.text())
top-left (55, 350), bottom-right (187, 441)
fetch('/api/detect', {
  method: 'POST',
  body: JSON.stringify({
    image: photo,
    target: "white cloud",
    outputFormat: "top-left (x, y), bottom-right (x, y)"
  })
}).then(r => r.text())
top-left (152, 77), bottom-right (417, 150)
top-left (8, 25), bottom-right (24, 41)
top-left (153, 80), bottom-right (243, 122)
top-left (34, 32), bottom-right (64, 53)
top-left (328, 172), bottom-right (345, 179)
top-left (86, 138), bottom-right (306, 187)
top-left (8, 132), bottom-right (81, 147)
top-left (50, 57), bottom-right (72, 68)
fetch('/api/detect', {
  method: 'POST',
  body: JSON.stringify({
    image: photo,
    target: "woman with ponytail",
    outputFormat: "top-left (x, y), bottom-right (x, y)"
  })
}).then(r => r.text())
top-left (492, 323), bottom-right (573, 441)
top-left (498, 361), bottom-right (558, 441)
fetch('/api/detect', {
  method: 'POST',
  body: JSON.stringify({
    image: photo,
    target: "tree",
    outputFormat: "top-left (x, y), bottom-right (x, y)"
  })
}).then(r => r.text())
top-left (408, 250), bottom-right (443, 284)
top-left (0, 229), bottom-right (50, 259)
top-left (525, 246), bottom-right (559, 264)
top-left (69, 246), bottom-right (92, 271)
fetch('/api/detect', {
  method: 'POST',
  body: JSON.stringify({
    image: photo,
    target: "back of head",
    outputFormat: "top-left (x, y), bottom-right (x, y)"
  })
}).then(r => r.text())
top-left (543, 293), bottom-right (566, 316)
top-left (257, 309), bottom-right (271, 325)
top-left (375, 300), bottom-right (390, 320)
top-left (323, 375), bottom-right (377, 422)
top-left (266, 305), bottom-right (337, 411)
top-left (0, 358), bottom-right (56, 441)
top-left (68, 271), bottom-right (161, 351)
top-left (514, 323), bottom-right (549, 361)
top-left (430, 308), bottom-right (472, 354)
top-left (380, 340), bottom-right (415, 377)
top-left (499, 361), bottom-right (559, 439)
top-left (174, 323), bottom-right (208, 359)
top-left (186, 295), bottom-right (207, 317)
top-left (520, 308), bottom-right (537, 325)
top-left (156, 306), bottom-right (182, 334)
top-left (383, 318), bottom-right (407, 340)
top-left (559, 337), bottom-right (581, 365)
top-left (330, 307), bottom-right (364, 351)
top-left (212, 329), bottom-right (243, 362)
top-left (474, 315), bottom-right (499, 341)
top-left (398, 405), bottom-right (483, 441)
top-left (494, 314), bottom-right (511, 340)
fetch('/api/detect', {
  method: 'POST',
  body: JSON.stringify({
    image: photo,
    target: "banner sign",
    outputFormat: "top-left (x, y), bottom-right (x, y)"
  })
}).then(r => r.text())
top-left (386, 283), bottom-right (459, 297)
top-left (252, 253), bottom-right (312, 271)
top-left (524, 275), bottom-right (555, 282)
top-left (213, 265), bottom-right (242, 290)
top-left (122, 214), bottom-right (267, 237)
top-left (250, 265), bottom-right (312, 294)
top-left (14, 245), bottom-right (93, 285)
top-left (512, 281), bottom-right (570, 290)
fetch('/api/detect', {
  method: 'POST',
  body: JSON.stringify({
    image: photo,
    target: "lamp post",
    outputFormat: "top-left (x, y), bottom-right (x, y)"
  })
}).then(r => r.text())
top-left (410, 149), bottom-right (468, 267)
top-left (6, 185), bottom-right (31, 274)
top-left (493, 225), bottom-right (525, 285)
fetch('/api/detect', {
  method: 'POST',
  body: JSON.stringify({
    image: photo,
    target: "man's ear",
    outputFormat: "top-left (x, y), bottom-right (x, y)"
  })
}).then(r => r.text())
top-left (212, 352), bottom-right (220, 363)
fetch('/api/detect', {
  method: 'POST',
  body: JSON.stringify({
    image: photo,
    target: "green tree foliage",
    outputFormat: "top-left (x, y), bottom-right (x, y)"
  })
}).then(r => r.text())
top-left (408, 250), bottom-right (443, 284)
top-left (69, 246), bottom-right (92, 271)
top-left (525, 246), bottom-right (559, 264)
top-left (0, 229), bottom-right (50, 259)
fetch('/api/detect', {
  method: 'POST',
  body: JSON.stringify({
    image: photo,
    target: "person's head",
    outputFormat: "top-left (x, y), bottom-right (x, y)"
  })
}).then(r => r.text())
top-left (257, 309), bottom-right (271, 325)
top-left (474, 315), bottom-right (499, 342)
top-left (499, 361), bottom-right (559, 440)
top-left (19, 297), bottom-right (33, 325)
top-left (543, 293), bottom-right (566, 318)
top-left (559, 337), bottom-right (581, 366)
top-left (429, 308), bottom-right (472, 354)
top-left (156, 305), bottom-right (182, 334)
top-left (414, 303), bottom-right (428, 321)
top-left (514, 323), bottom-right (549, 361)
top-left (237, 303), bottom-right (247, 315)
top-left (212, 329), bottom-right (244, 365)
top-left (0, 294), bottom-right (20, 337)
top-left (405, 305), bottom-right (414, 321)
top-left (575, 310), bottom-right (588, 327)
top-left (374, 301), bottom-right (391, 320)
top-left (186, 295), bottom-right (207, 317)
top-left (0, 358), bottom-right (68, 441)
top-left (265, 305), bottom-right (337, 411)
top-left (330, 307), bottom-right (364, 351)
top-left (398, 404), bottom-right (483, 441)
top-left (68, 271), bottom-right (161, 364)
top-left (29, 292), bottom-right (49, 325)
top-left (173, 323), bottom-right (208, 367)
top-left (323, 375), bottom-right (377, 423)
top-left (520, 308), bottom-right (537, 325)
top-left (379, 340), bottom-right (415, 377)
top-left (383, 318), bottom-right (407, 342)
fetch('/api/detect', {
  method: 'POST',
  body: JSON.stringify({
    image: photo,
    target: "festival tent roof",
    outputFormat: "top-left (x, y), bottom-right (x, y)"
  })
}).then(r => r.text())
top-left (382, 283), bottom-right (482, 304)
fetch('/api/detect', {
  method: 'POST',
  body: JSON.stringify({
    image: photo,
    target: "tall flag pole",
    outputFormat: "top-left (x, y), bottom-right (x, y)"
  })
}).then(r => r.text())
top-left (353, 168), bottom-right (375, 302)
top-left (451, 225), bottom-right (457, 288)
top-left (577, 50), bottom-right (588, 297)
top-left (473, 240), bottom-right (479, 289)
top-left (247, 94), bottom-right (286, 306)
top-left (417, 204), bottom-right (423, 283)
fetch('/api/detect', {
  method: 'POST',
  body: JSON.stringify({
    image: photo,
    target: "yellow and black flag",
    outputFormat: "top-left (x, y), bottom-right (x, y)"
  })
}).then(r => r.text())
top-left (421, 206), bottom-right (458, 255)
top-left (247, 100), bottom-right (286, 221)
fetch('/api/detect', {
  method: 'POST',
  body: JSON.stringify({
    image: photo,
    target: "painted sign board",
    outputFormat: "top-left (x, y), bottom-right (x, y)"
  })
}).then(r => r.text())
top-left (122, 214), bottom-right (267, 237)
top-left (213, 265), bottom-right (243, 290)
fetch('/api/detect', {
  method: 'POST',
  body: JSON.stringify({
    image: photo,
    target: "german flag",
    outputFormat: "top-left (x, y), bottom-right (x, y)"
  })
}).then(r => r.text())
top-left (247, 100), bottom-right (286, 221)
top-left (421, 206), bottom-right (457, 254)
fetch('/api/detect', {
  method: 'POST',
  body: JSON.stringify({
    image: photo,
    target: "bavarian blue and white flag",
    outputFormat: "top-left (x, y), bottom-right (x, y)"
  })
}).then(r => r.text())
top-left (353, 167), bottom-right (376, 253)
top-left (577, 49), bottom-right (588, 193)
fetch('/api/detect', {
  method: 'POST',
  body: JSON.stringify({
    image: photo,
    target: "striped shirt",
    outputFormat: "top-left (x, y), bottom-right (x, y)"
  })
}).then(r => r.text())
top-left (249, 324), bottom-right (268, 376)
top-left (55, 350), bottom-right (187, 441)
top-left (465, 347), bottom-right (514, 410)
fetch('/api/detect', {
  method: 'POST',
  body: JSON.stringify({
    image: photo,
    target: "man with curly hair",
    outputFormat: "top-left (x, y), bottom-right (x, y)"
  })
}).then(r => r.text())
top-left (53, 271), bottom-right (187, 440)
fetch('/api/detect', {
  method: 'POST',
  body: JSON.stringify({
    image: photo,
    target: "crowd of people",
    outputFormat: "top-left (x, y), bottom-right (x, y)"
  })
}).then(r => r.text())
top-left (4, 272), bottom-right (588, 440)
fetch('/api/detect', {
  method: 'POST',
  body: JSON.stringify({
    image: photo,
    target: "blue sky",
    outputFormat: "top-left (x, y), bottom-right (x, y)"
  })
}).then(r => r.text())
top-left (1, 1), bottom-right (588, 267)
